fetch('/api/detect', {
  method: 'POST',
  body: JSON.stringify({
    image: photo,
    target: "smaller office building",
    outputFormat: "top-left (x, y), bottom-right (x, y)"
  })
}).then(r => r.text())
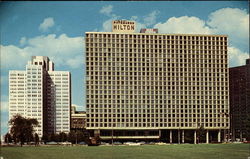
top-left (229, 58), bottom-right (250, 141)
top-left (71, 105), bottom-right (86, 131)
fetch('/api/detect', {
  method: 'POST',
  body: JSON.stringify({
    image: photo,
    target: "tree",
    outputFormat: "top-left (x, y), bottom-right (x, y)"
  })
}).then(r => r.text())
top-left (67, 131), bottom-right (76, 144)
top-left (9, 114), bottom-right (39, 146)
top-left (34, 133), bottom-right (39, 146)
top-left (49, 133), bottom-right (56, 142)
top-left (4, 133), bottom-right (12, 144)
top-left (196, 125), bottom-right (206, 144)
top-left (83, 129), bottom-right (91, 144)
top-left (76, 131), bottom-right (85, 143)
top-left (59, 132), bottom-right (67, 142)
top-left (42, 133), bottom-right (48, 144)
top-left (54, 133), bottom-right (60, 142)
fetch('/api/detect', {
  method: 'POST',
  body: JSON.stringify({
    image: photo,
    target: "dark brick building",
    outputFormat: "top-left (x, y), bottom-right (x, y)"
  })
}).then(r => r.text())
top-left (229, 58), bottom-right (250, 141)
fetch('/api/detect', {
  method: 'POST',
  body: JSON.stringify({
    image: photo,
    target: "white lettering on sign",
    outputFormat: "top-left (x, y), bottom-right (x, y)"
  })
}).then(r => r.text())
top-left (112, 20), bottom-right (135, 33)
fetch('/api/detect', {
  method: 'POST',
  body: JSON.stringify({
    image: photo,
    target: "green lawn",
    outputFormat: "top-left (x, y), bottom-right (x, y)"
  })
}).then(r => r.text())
top-left (1, 144), bottom-right (249, 159)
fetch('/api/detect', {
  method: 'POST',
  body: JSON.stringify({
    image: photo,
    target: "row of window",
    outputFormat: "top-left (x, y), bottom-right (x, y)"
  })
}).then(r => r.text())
top-left (87, 94), bottom-right (228, 99)
top-left (87, 111), bottom-right (227, 115)
top-left (86, 33), bottom-right (227, 41)
top-left (87, 61), bottom-right (227, 68)
top-left (87, 100), bottom-right (227, 105)
top-left (86, 48), bottom-right (227, 54)
top-left (86, 37), bottom-right (227, 43)
top-left (87, 117), bottom-right (227, 122)
top-left (86, 43), bottom-right (227, 49)
top-left (86, 51), bottom-right (227, 57)
top-left (86, 123), bottom-right (228, 128)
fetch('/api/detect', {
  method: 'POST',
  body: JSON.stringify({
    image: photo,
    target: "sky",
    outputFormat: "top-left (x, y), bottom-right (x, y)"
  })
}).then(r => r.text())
top-left (0, 1), bottom-right (249, 136)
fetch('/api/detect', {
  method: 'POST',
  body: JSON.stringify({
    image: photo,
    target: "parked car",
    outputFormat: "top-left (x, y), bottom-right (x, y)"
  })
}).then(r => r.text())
top-left (61, 142), bottom-right (72, 145)
top-left (78, 141), bottom-right (87, 145)
top-left (155, 142), bottom-right (167, 145)
top-left (46, 141), bottom-right (58, 145)
top-left (100, 142), bottom-right (109, 145)
top-left (113, 141), bottom-right (122, 145)
top-left (138, 141), bottom-right (146, 145)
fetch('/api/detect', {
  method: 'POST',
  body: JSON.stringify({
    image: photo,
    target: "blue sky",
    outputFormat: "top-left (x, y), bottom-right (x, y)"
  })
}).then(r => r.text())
top-left (0, 1), bottom-right (249, 135)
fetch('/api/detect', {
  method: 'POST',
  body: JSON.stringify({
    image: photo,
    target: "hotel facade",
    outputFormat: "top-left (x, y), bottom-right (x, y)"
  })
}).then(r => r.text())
top-left (85, 20), bottom-right (229, 143)
top-left (9, 56), bottom-right (71, 137)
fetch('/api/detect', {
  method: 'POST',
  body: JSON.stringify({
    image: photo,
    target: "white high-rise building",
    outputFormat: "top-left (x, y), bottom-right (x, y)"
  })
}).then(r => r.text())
top-left (85, 20), bottom-right (229, 143)
top-left (9, 56), bottom-right (71, 137)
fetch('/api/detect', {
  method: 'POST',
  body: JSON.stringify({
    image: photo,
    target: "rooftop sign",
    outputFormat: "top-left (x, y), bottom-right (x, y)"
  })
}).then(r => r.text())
top-left (112, 20), bottom-right (135, 33)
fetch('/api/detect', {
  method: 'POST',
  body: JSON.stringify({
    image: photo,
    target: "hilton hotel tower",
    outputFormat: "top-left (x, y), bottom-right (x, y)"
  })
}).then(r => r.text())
top-left (85, 20), bottom-right (229, 143)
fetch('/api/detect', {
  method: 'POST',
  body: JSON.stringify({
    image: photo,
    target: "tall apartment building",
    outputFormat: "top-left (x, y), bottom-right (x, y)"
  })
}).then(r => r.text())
top-left (9, 56), bottom-right (71, 137)
top-left (229, 58), bottom-right (250, 141)
top-left (85, 20), bottom-right (229, 143)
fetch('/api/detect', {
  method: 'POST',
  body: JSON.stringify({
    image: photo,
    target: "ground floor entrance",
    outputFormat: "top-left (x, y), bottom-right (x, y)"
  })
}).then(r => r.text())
top-left (88, 129), bottom-right (228, 144)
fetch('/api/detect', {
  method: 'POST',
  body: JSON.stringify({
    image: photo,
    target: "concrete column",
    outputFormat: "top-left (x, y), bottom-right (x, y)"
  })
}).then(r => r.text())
top-left (218, 130), bottom-right (221, 143)
top-left (194, 130), bottom-right (197, 144)
top-left (182, 130), bottom-right (185, 143)
top-left (232, 129), bottom-right (235, 141)
top-left (223, 129), bottom-right (227, 142)
top-left (178, 129), bottom-right (180, 144)
top-left (206, 130), bottom-right (209, 144)
top-left (170, 130), bottom-right (172, 144)
top-left (240, 131), bottom-right (242, 142)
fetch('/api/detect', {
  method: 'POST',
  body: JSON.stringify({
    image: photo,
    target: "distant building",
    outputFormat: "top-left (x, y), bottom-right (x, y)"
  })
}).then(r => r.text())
top-left (140, 28), bottom-right (158, 33)
top-left (9, 56), bottom-right (71, 137)
top-left (71, 105), bottom-right (86, 131)
top-left (85, 20), bottom-right (229, 143)
top-left (229, 58), bottom-right (250, 141)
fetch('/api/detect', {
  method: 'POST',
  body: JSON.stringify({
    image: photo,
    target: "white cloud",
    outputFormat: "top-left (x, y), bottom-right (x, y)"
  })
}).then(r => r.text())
top-left (0, 44), bottom-right (29, 69)
top-left (100, 5), bottom-right (113, 16)
top-left (100, 14), bottom-right (120, 32)
top-left (101, 18), bottom-right (114, 32)
top-left (207, 8), bottom-right (249, 51)
top-left (1, 101), bottom-right (9, 112)
top-left (228, 46), bottom-right (249, 67)
top-left (207, 8), bottom-right (249, 37)
top-left (135, 22), bottom-right (147, 33)
top-left (19, 37), bottom-right (27, 46)
top-left (1, 34), bottom-right (84, 69)
top-left (39, 17), bottom-right (55, 32)
top-left (66, 55), bottom-right (83, 69)
top-left (154, 16), bottom-right (213, 34)
top-left (130, 16), bottom-right (138, 21)
top-left (99, 5), bottom-right (121, 32)
top-left (128, 16), bottom-right (146, 32)
top-left (143, 10), bottom-right (160, 26)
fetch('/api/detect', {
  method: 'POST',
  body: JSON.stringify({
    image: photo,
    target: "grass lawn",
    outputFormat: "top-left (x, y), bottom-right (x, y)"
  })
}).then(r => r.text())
top-left (1, 144), bottom-right (249, 159)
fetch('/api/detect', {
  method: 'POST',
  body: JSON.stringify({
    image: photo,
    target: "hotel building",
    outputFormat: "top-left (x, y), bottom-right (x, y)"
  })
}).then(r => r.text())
top-left (9, 56), bottom-right (71, 137)
top-left (85, 20), bottom-right (229, 143)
